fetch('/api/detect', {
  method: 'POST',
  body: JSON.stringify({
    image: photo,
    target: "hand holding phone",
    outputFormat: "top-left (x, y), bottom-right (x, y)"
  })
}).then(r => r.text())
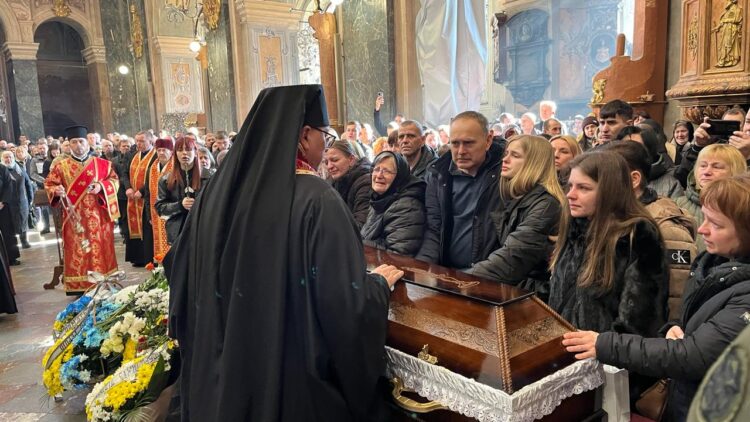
top-left (706, 119), bottom-right (741, 139)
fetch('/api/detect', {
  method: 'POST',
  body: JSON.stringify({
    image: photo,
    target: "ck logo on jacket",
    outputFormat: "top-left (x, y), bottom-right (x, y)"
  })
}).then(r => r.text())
top-left (669, 249), bottom-right (691, 266)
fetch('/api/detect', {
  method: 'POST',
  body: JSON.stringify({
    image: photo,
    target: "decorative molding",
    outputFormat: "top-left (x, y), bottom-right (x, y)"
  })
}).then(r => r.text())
top-left (130, 4), bottom-right (144, 59)
top-left (591, 79), bottom-right (606, 104)
top-left (666, 75), bottom-right (750, 98)
top-left (81, 45), bottom-right (107, 64)
top-left (204, 0), bottom-right (221, 30)
top-left (52, 0), bottom-right (71, 17)
top-left (161, 55), bottom-right (204, 113)
top-left (687, 13), bottom-right (699, 59)
top-left (682, 104), bottom-right (740, 124)
top-left (235, 0), bottom-right (303, 28)
top-left (2, 42), bottom-right (40, 61)
top-left (712, 0), bottom-right (742, 68)
top-left (152, 36), bottom-right (198, 56)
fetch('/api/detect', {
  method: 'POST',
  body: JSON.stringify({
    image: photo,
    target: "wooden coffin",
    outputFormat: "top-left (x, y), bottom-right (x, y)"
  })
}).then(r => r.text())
top-left (364, 246), bottom-right (604, 422)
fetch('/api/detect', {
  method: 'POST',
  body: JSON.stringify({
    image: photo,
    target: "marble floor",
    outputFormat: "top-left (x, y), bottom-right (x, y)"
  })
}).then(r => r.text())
top-left (0, 229), bottom-right (149, 422)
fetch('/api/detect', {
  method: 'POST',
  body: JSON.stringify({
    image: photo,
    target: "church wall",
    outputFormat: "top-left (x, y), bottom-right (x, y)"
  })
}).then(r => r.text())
top-left (206, 1), bottom-right (236, 133)
top-left (100, 0), bottom-right (153, 135)
top-left (340, 0), bottom-right (396, 124)
top-left (6, 59), bottom-right (44, 140)
top-left (664, 0), bottom-right (683, 133)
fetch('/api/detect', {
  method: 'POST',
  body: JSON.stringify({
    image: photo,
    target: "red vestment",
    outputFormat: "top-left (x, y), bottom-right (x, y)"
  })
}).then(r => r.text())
top-left (148, 160), bottom-right (173, 259)
top-left (44, 156), bottom-right (120, 293)
top-left (127, 148), bottom-right (156, 239)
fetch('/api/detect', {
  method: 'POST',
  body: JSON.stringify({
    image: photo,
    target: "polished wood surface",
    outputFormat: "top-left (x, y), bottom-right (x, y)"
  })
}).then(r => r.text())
top-left (365, 246), bottom-right (581, 393)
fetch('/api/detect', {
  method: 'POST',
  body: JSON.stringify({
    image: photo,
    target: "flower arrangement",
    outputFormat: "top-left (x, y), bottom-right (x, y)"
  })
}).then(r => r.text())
top-left (42, 261), bottom-right (176, 421)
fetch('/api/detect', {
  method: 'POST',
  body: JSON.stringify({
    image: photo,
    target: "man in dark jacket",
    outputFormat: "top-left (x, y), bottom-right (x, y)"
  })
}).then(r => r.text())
top-left (398, 120), bottom-right (437, 180)
top-left (416, 111), bottom-right (502, 269)
top-left (112, 140), bottom-right (133, 240)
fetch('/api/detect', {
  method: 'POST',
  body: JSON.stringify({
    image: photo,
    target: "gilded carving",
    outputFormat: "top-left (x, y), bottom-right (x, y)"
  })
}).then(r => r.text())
top-left (203, 0), bottom-right (222, 30)
top-left (591, 78), bottom-right (607, 104)
top-left (688, 14), bottom-right (699, 59)
top-left (130, 5), bottom-right (144, 59)
top-left (52, 0), bottom-right (71, 17)
top-left (683, 104), bottom-right (736, 124)
top-left (666, 74), bottom-right (750, 98)
top-left (507, 317), bottom-right (569, 358)
top-left (712, 0), bottom-right (743, 67)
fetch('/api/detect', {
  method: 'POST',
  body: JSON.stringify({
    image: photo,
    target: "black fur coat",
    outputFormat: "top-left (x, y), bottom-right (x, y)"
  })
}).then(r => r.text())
top-left (548, 218), bottom-right (669, 337)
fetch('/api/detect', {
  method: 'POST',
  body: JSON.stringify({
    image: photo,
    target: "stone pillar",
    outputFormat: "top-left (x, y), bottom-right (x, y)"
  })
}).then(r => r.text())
top-left (230, 1), bottom-right (304, 121)
top-left (309, 12), bottom-right (341, 129)
top-left (203, 2), bottom-right (237, 132)
top-left (393, 0), bottom-right (423, 122)
top-left (340, 0), bottom-right (396, 123)
top-left (82, 46), bottom-right (113, 133)
top-left (2, 42), bottom-right (44, 141)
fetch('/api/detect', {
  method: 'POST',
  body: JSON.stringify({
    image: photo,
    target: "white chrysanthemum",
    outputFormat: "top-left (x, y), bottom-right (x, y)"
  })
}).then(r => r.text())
top-left (78, 370), bottom-right (91, 382)
top-left (112, 285), bottom-right (139, 304)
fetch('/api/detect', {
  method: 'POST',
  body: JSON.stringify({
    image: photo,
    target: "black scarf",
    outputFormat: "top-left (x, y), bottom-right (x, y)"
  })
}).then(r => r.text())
top-left (369, 151), bottom-right (411, 213)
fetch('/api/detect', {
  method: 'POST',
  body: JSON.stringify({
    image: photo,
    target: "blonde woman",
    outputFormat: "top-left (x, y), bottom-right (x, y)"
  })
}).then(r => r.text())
top-left (675, 144), bottom-right (746, 251)
top-left (550, 134), bottom-right (582, 188)
top-left (471, 135), bottom-right (564, 300)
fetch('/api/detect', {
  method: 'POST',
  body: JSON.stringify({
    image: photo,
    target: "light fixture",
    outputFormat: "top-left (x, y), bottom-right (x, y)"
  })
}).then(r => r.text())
top-left (189, 40), bottom-right (202, 53)
top-left (118, 64), bottom-right (130, 75)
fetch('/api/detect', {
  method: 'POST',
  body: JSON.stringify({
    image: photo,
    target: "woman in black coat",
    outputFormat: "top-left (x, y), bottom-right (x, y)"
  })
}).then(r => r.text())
top-left (155, 137), bottom-right (203, 245)
top-left (471, 135), bottom-right (564, 299)
top-left (361, 151), bottom-right (425, 256)
top-left (2, 151), bottom-right (34, 249)
top-left (325, 140), bottom-right (372, 229)
top-left (564, 174), bottom-right (750, 422)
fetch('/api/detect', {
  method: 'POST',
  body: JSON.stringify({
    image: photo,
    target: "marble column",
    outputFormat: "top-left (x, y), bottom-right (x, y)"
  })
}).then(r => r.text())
top-left (205, 2), bottom-right (237, 132)
top-left (230, 1), bottom-right (304, 121)
top-left (340, 0), bottom-right (396, 123)
top-left (82, 46), bottom-right (113, 133)
top-left (393, 0), bottom-right (423, 122)
top-left (309, 12), bottom-right (341, 129)
top-left (2, 42), bottom-right (44, 141)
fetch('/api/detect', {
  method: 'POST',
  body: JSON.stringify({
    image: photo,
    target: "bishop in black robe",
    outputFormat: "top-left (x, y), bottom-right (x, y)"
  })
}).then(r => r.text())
top-left (165, 85), bottom-right (395, 421)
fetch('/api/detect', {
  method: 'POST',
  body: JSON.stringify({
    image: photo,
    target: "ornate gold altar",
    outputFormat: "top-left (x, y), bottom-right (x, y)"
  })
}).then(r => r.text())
top-left (667, 0), bottom-right (750, 124)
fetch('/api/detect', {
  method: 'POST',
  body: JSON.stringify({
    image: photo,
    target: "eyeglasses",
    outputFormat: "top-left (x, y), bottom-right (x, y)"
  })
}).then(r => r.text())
top-left (310, 127), bottom-right (338, 147)
top-left (372, 167), bottom-right (396, 176)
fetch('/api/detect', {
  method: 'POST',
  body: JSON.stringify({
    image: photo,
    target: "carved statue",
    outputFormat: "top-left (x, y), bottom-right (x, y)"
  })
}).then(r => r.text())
top-left (52, 0), bottom-right (71, 18)
top-left (165, 0), bottom-right (191, 11)
top-left (591, 79), bottom-right (607, 104)
top-left (713, 0), bottom-right (743, 67)
top-left (130, 5), bottom-right (144, 59)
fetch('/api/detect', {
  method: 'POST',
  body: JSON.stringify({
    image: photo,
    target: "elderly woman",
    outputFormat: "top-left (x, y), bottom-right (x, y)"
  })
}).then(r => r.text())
top-left (361, 151), bottom-right (426, 256)
top-left (325, 140), bottom-right (372, 228)
top-left (675, 144), bottom-right (746, 251)
top-left (563, 174), bottom-right (750, 422)
top-left (1, 151), bottom-right (34, 249)
top-left (197, 146), bottom-right (216, 183)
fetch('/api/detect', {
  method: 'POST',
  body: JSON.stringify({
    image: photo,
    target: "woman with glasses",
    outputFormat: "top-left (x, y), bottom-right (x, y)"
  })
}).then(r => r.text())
top-left (325, 140), bottom-right (372, 228)
top-left (361, 151), bottom-right (426, 256)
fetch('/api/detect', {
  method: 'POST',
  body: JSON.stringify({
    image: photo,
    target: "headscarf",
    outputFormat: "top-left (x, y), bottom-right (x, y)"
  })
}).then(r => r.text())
top-left (369, 151), bottom-right (411, 213)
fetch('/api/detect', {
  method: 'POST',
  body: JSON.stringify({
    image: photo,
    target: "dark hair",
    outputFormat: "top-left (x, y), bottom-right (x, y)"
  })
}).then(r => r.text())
top-left (634, 110), bottom-right (651, 119)
top-left (168, 137), bottom-right (201, 191)
top-left (599, 99), bottom-right (634, 121)
top-left (602, 141), bottom-right (651, 189)
top-left (551, 151), bottom-right (658, 290)
top-left (451, 111), bottom-right (489, 136)
top-left (636, 119), bottom-right (669, 156)
top-left (387, 129), bottom-right (399, 148)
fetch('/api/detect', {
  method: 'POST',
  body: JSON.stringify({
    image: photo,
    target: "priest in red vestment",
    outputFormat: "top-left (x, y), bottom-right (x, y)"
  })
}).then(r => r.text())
top-left (147, 138), bottom-right (174, 259)
top-left (44, 126), bottom-right (120, 294)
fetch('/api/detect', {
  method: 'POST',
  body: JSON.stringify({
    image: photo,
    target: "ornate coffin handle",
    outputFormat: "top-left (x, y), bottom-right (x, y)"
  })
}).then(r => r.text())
top-left (390, 344), bottom-right (446, 413)
top-left (390, 377), bottom-right (447, 413)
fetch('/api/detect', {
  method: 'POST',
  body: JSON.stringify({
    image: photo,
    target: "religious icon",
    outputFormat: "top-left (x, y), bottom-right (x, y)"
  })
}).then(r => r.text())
top-left (713, 0), bottom-right (743, 67)
top-left (589, 34), bottom-right (616, 68)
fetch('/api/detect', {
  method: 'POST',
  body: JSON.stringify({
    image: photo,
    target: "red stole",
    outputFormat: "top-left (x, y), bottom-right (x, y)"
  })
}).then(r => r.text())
top-left (127, 149), bottom-right (156, 239)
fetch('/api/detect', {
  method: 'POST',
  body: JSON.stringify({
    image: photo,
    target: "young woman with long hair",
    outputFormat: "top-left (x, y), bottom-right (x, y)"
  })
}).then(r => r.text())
top-left (563, 174), bottom-right (750, 421)
top-left (548, 151), bottom-right (669, 337)
top-left (155, 136), bottom-right (203, 245)
top-left (471, 135), bottom-right (564, 299)
top-left (549, 134), bottom-right (582, 188)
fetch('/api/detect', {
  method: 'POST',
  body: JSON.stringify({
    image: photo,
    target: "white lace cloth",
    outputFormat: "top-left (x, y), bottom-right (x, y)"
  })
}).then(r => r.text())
top-left (385, 346), bottom-right (604, 422)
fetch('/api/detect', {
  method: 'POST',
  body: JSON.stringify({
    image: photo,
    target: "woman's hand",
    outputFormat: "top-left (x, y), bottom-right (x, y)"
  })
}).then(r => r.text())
top-left (182, 197), bottom-right (195, 210)
top-left (666, 325), bottom-right (685, 340)
top-left (371, 264), bottom-right (404, 289)
top-left (562, 331), bottom-right (599, 360)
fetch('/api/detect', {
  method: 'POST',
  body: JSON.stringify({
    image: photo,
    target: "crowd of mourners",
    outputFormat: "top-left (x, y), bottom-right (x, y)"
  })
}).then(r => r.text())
top-left (3, 94), bottom-right (749, 420)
